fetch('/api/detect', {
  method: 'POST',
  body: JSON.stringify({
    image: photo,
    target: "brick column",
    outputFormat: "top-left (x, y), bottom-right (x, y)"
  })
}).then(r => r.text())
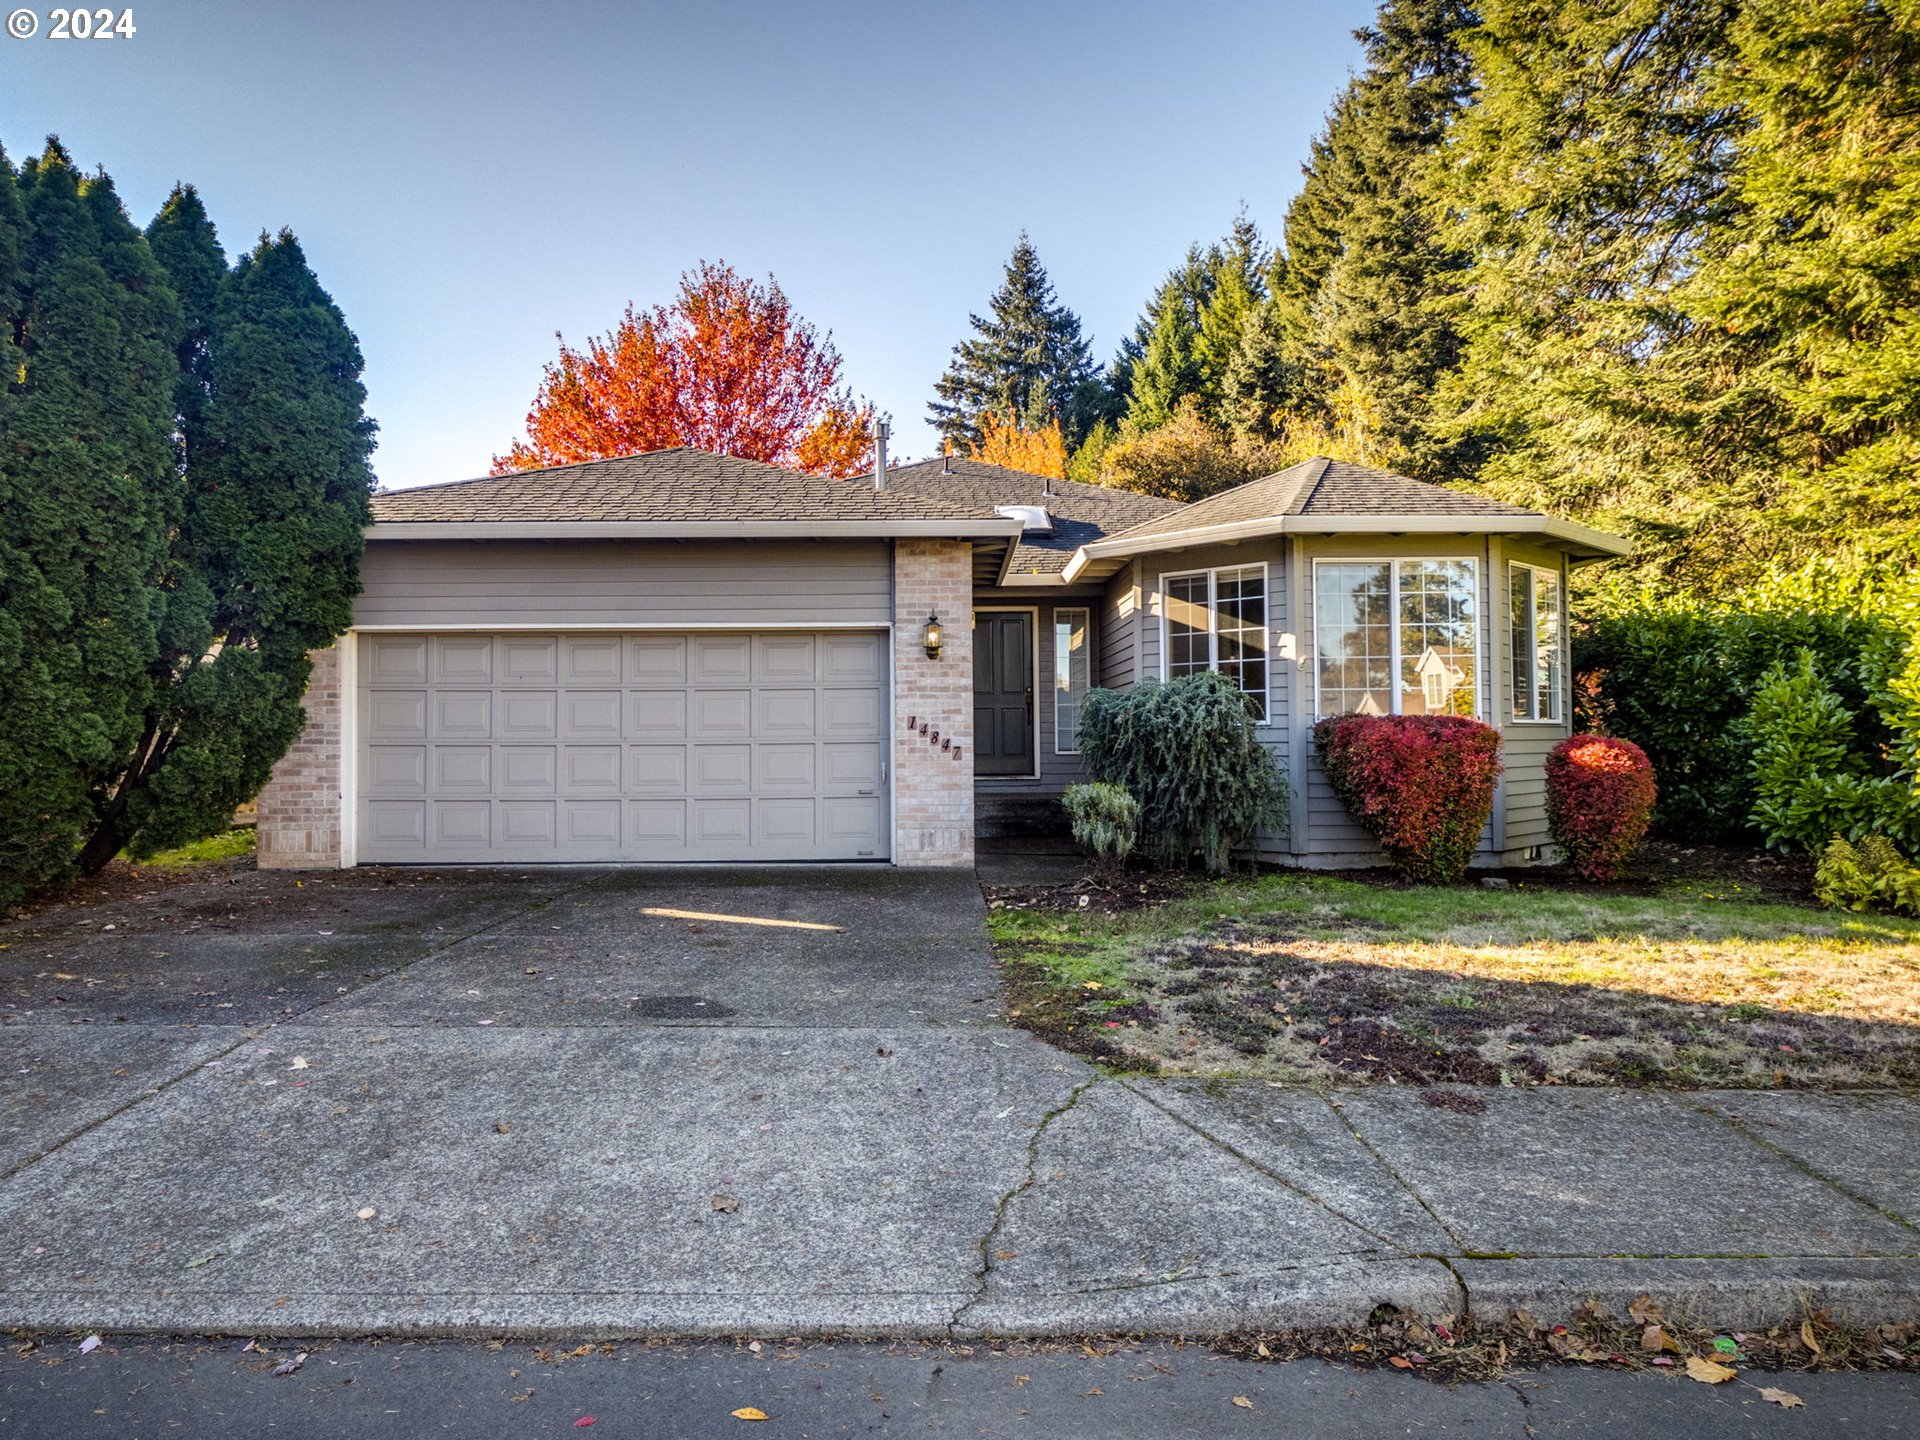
top-left (256, 643), bottom-right (345, 869)
top-left (892, 540), bottom-right (974, 868)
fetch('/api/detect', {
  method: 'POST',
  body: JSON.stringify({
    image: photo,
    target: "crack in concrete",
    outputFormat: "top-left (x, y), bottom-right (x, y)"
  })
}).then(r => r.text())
top-left (1120, 1079), bottom-right (1428, 1260)
top-left (947, 1074), bottom-right (1099, 1333)
top-left (1318, 1091), bottom-right (1474, 1317)
top-left (1683, 1097), bottom-right (1920, 1236)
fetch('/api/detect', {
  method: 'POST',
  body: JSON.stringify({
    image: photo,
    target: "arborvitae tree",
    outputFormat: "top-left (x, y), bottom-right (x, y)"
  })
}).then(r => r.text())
top-left (1436, 0), bottom-right (1763, 583)
top-left (144, 185), bottom-right (226, 440)
top-left (80, 228), bottom-right (376, 867)
top-left (928, 234), bottom-right (1099, 451)
top-left (1689, 0), bottom-right (1920, 561)
top-left (0, 140), bottom-right (182, 902)
top-left (1265, 0), bottom-right (1477, 478)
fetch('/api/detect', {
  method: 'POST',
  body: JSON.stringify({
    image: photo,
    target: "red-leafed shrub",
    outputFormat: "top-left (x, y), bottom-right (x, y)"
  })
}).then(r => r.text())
top-left (1313, 715), bottom-right (1504, 884)
top-left (1546, 735), bottom-right (1657, 881)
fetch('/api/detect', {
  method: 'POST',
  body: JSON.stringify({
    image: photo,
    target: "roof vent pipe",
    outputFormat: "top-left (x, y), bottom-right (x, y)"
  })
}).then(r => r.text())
top-left (872, 418), bottom-right (890, 491)
top-left (941, 443), bottom-right (953, 476)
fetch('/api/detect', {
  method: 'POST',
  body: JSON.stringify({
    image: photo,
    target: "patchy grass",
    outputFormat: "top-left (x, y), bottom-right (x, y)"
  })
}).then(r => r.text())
top-left (135, 827), bottom-right (257, 869)
top-left (987, 870), bottom-right (1920, 1088)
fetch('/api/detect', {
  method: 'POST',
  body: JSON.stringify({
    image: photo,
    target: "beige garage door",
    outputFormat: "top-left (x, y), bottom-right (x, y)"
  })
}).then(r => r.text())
top-left (356, 631), bottom-right (890, 863)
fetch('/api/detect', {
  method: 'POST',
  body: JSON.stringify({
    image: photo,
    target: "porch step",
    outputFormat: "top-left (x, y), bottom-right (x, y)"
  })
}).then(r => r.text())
top-left (975, 792), bottom-right (1071, 840)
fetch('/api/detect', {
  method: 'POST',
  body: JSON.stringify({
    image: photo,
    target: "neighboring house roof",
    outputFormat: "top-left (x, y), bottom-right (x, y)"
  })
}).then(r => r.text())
top-left (874, 458), bottom-right (1183, 583)
top-left (369, 448), bottom-right (1022, 541)
top-left (1063, 457), bottom-right (1631, 580)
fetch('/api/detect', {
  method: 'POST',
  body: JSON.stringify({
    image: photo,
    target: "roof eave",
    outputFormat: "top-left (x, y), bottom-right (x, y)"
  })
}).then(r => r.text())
top-left (367, 518), bottom-right (1025, 542)
top-left (1062, 513), bottom-right (1631, 580)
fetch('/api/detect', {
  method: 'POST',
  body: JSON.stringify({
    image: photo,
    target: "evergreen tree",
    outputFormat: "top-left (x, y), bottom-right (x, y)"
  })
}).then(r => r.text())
top-left (81, 228), bottom-right (376, 866)
top-left (0, 140), bottom-right (181, 901)
top-left (1267, 0), bottom-right (1477, 477)
top-left (928, 234), bottom-right (1099, 451)
top-left (1435, 0), bottom-right (1762, 582)
top-left (1123, 220), bottom-right (1272, 433)
top-left (1689, 0), bottom-right (1920, 560)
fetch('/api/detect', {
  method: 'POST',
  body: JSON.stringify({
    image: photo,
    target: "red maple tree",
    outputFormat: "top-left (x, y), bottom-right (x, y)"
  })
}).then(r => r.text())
top-left (494, 262), bottom-right (874, 477)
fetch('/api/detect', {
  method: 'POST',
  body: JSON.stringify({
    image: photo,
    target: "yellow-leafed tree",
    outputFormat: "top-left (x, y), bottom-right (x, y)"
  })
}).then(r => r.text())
top-left (969, 410), bottom-right (1066, 481)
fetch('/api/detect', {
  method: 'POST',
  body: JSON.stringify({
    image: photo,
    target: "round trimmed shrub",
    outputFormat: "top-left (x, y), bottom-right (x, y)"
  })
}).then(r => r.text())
top-left (1313, 715), bottom-right (1504, 884)
top-left (1061, 781), bottom-right (1140, 880)
top-left (1545, 735), bottom-right (1657, 881)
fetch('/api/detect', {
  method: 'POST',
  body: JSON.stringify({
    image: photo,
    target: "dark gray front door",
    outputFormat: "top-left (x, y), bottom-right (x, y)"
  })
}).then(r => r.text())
top-left (974, 612), bottom-right (1034, 776)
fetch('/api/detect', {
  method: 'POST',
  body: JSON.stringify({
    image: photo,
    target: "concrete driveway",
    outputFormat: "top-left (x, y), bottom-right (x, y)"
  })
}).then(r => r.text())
top-left (3, 863), bottom-right (1915, 1339)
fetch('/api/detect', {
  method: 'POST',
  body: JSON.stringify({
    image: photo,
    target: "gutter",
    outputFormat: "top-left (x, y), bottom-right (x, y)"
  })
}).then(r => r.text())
top-left (367, 518), bottom-right (1026, 542)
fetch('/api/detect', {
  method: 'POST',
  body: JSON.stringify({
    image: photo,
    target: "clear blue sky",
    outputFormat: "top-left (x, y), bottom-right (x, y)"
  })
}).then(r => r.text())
top-left (3, 0), bottom-right (1373, 488)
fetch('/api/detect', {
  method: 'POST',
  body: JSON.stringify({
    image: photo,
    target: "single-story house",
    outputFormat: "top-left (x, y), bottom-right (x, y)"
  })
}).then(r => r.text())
top-left (256, 446), bottom-right (1629, 872)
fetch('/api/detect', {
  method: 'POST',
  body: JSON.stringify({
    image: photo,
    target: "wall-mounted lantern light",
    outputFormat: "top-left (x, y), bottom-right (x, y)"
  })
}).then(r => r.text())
top-left (923, 613), bottom-right (944, 660)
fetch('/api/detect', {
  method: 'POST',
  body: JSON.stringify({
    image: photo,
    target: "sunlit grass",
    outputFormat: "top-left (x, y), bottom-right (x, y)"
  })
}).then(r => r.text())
top-left (132, 827), bottom-right (257, 870)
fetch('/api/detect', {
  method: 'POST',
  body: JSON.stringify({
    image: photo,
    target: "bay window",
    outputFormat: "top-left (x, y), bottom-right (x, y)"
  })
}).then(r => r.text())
top-left (1162, 564), bottom-right (1268, 720)
top-left (1509, 562), bottom-right (1564, 722)
top-left (1054, 607), bottom-right (1091, 753)
top-left (1314, 559), bottom-right (1478, 717)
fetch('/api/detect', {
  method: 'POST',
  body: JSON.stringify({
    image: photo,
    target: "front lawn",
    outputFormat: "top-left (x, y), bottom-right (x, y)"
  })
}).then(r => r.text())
top-left (987, 867), bottom-right (1920, 1089)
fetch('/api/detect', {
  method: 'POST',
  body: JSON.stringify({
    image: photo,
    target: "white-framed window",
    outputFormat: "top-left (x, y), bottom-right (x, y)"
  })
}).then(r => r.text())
top-left (1509, 562), bottom-right (1565, 723)
top-left (1161, 564), bottom-right (1268, 721)
top-left (1313, 558), bottom-right (1479, 718)
top-left (1054, 607), bottom-right (1091, 754)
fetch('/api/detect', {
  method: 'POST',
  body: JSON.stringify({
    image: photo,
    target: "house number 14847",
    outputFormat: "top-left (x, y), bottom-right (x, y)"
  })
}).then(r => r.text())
top-left (49, 8), bottom-right (137, 38)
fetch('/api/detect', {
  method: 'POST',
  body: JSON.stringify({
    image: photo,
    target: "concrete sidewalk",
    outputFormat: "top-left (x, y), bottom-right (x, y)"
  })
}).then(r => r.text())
top-left (1, 865), bottom-right (1916, 1339)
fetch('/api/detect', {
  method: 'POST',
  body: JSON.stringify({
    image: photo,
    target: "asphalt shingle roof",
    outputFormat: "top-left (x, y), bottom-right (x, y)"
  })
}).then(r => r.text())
top-left (371, 448), bottom-right (1005, 525)
top-left (872, 458), bottom-right (1184, 576)
top-left (1103, 457), bottom-right (1540, 545)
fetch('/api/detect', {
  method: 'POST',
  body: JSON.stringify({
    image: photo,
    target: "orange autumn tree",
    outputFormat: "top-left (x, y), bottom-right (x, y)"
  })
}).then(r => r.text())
top-left (494, 262), bottom-right (874, 477)
top-left (968, 410), bottom-right (1066, 481)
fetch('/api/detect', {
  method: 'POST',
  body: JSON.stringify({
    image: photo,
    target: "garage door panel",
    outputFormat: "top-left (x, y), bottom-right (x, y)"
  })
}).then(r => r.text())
top-left (434, 692), bottom-right (491, 738)
top-left (434, 801), bottom-right (490, 845)
top-left (691, 636), bottom-right (752, 684)
top-left (500, 637), bottom-right (558, 684)
top-left (757, 744), bottom-right (817, 791)
top-left (369, 692), bottom-right (428, 740)
top-left (433, 746), bottom-right (491, 791)
top-left (433, 637), bottom-right (493, 684)
top-left (563, 637), bottom-right (623, 684)
top-left (692, 744), bottom-right (752, 794)
top-left (627, 691), bottom-right (687, 739)
top-left (563, 745), bottom-right (623, 793)
top-left (498, 692), bottom-right (558, 738)
top-left (360, 630), bottom-right (887, 863)
top-left (369, 637), bottom-right (428, 685)
top-left (692, 689), bottom-right (751, 736)
top-left (563, 691), bottom-right (622, 738)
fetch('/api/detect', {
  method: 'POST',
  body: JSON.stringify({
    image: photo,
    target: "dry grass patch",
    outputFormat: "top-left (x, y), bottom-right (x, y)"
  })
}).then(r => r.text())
top-left (988, 871), bottom-right (1920, 1087)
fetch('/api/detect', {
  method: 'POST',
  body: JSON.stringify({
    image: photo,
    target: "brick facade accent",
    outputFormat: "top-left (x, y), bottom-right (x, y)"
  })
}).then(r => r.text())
top-left (892, 540), bottom-right (975, 868)
top-left (256, 642), bottom-right (345, 870)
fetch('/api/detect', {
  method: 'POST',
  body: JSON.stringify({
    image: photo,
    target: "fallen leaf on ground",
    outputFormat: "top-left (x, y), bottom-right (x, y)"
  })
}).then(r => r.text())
top-left (574, 1419), bottom-right (596, 1429)
top-left (731, 1407), bottom-right (769, 1421)
top-left (1641, 1324), bottom-right (1681, 1354)
top-left (1387, 1356), bottom-right (1414, 1370)
top-left (289, 1057), bottom-right (308, 1070)
top-left (356, 1206), bottom-right (377, 1220)
top-left (78, 1335), bottom-right (101, 1355)
top-left (711, 1195), bottom-right (739, 1214)
top-left (272, 1352), bottom-right (307, 1377)
top-left (1230, 1395), bottom-right (1254, 1409)
top-left (184, 1250), bottom-right (219, 1269)
top-left (1758, 1387), bottom-right (1805, 1408)
top-left (1685, 1357), bottom-right (1736, 1384)
top-left (1628, 1294), bottom-right (1663, 1324)
top-left (1800, 1320), bottom-right (1823, 1356)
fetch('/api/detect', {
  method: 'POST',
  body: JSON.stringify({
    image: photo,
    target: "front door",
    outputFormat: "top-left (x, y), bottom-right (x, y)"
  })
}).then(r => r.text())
top-left (973, 612), bottom-right (1035, 776)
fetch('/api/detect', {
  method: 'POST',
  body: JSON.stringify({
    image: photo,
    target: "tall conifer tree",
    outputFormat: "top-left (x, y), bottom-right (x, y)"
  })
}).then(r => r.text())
top-left (929, 234), bottom-right (1099, 451)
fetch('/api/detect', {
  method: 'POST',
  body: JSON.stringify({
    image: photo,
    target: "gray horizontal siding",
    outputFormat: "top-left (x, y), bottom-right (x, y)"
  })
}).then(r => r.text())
top-left (1099, 565), bottom-right (1140, 692)
top-left (356, 539), bottom-right (891, 629)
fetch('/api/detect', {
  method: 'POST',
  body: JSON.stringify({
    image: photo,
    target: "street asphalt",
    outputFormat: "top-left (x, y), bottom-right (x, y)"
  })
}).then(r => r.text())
top-left (2, 1337), bottom-right (1915, 1438)
top-left (1, 863), bottom-right (1917, 1340)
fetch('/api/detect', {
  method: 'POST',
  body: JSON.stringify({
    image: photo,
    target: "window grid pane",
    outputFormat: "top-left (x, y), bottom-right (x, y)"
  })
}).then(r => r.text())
top-left (1316, 563), bottom-right (1392, 717)
top-left (1165, 573), bottom-right (1211, 678)
top-left (1055, 608), bottom-right (1091, 752)
top-left (1535, 569), bottom-right (1563, 722)
top-left (1397, 559), bottom-right (1477, 716)
top-left (1510, 567), bottom-right (1535, 721)
top-left (1214, 565), bottom-right (1268, 722)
